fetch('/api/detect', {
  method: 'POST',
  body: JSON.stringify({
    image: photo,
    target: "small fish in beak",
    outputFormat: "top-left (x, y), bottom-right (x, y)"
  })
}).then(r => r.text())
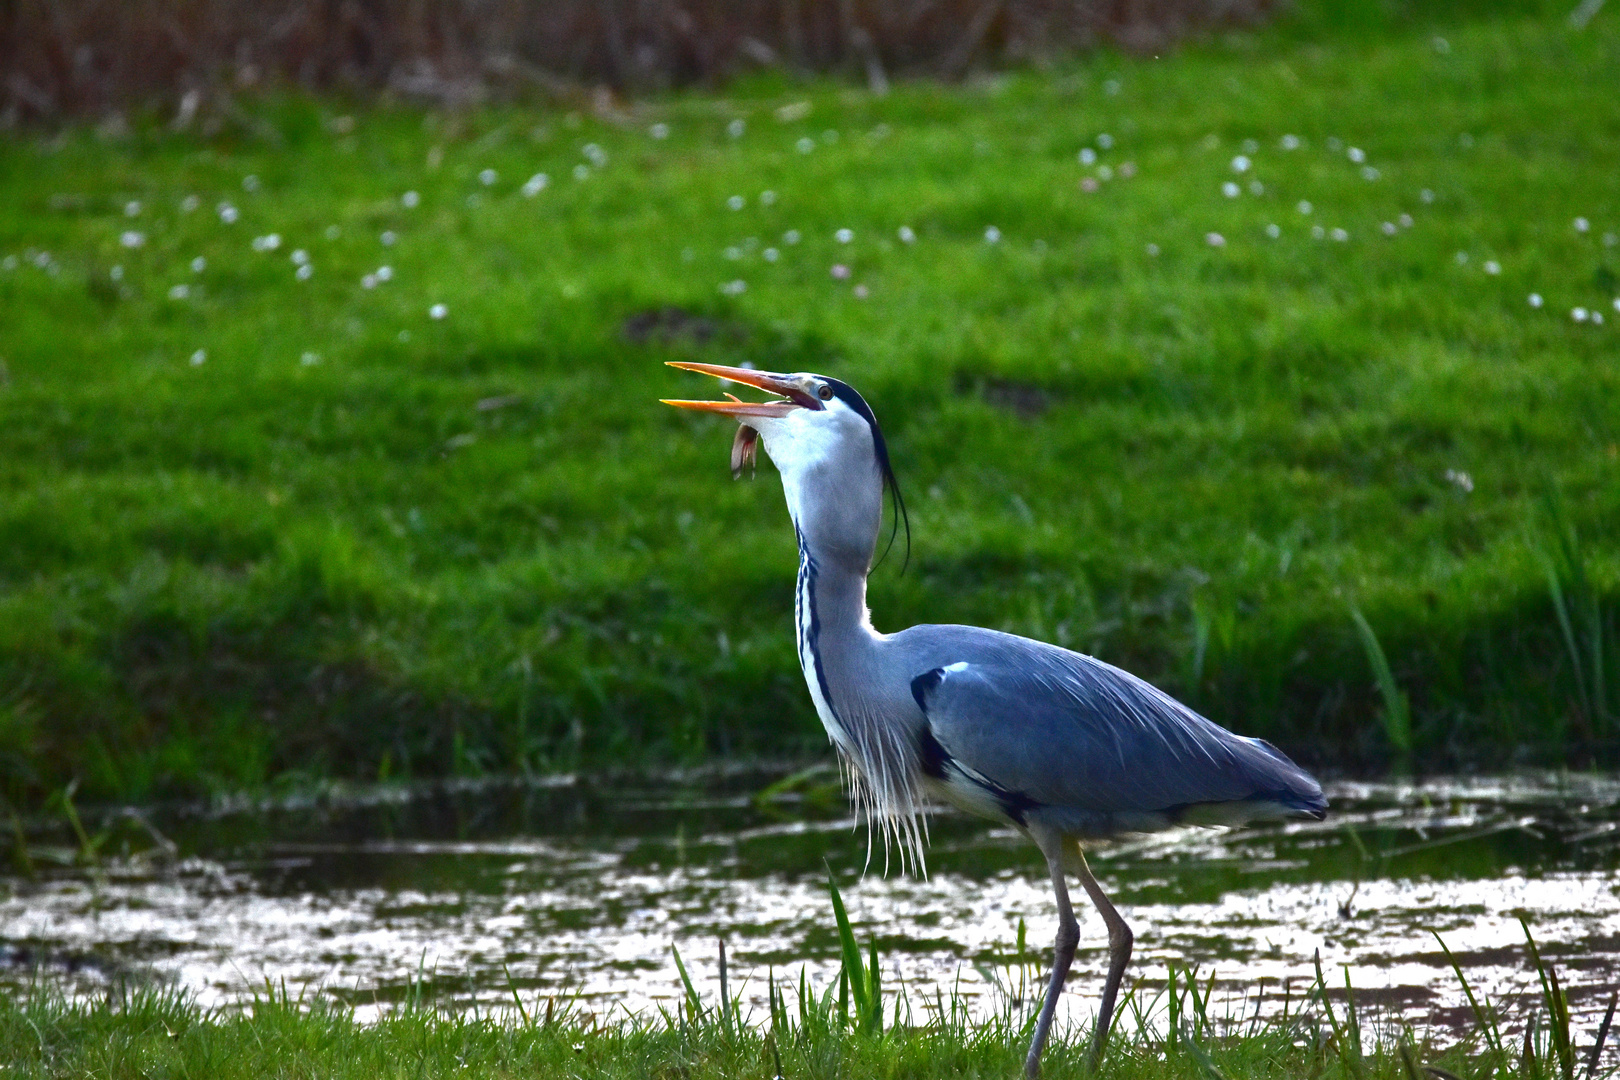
top-left (731, 424), bottom-right (759, 479)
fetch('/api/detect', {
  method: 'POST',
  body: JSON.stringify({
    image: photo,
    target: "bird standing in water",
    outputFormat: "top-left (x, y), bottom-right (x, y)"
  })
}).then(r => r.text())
top-left (662, 362), bottom-right (1326, 1077)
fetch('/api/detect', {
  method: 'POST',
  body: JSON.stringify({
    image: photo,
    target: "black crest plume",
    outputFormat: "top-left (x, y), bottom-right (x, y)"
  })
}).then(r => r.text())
top-left (822, 378), bottom-right (909, 573)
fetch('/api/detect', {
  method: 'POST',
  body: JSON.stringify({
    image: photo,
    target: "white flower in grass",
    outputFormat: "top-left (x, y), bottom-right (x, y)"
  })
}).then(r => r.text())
top-left (1265, 223), bottom-right (1281, 239)
top-left (582, 144), bottom-right (608, 167)
top-left (381, 230), bottom-right (397, 246)
top-left (1311, 225), bottom-right (1325, 239)
top-left (291, 249), bottom-right (309, 266)
top-left (522, 173), bottom-right (549, 197)
top-left (760, 190), bottom-right (777, 206)
top-left (1484, 260), bottom-right (1501, 275)
top-left (180, 195), bottom-right (200, 213)
top-left (1347, 147), bottom-right (1365, 163)
top-left (649, 123), bottom-right (670, 139)
top-left (1455, 251), bottom-right (1469, 265)
top-left (830, 264), bottom-right (850, 279)
top-left (218, 202), bottom-right (239, 223)
top-left (984, 226), bottom-right (1001, 244)
top-left (1280, 134), bottom-right (1300, 150)
top-left (362, 274), bottom-right (377, 289)
top-left (120, 230), bottom-right (145, 248)
top-left (1573, 307), bottom-right (1589, 322)
top-left (296, 264), bottom-right (313, 281)
top-left (853, 284), bottom-right (869, 299)
top-left (376, 266), bottom-right (392, 282)
top-left (1444, 469), bottom-right (1473, 493)
top-left (1382, 222), bottom-right (1397, 236)
top-left (479, 168), bottom-right (498, 186)
top-left (1421, 189), bottom-right (1435, 203)
top-left (1231, 154), bottom-right (1251, 173)
top-left (1361, 166), bottom-right (1381, 181)
top-left (429, 303), bottom-right (448, 319)
top-left (898, 226), bottom-right (915, 243)
top-left (1528, 293), bottom-right (1543, 308)
top-left (836, 228), bottom-right (854, 244)
top-left (1205, 232), bottom-right (1226, 247)
top-left (1079, 148), bottom-right (1096, 166)
top-left (189, 349), bottom-right (206, 366)
top-left (1594, 312), bottom-right (1605, 325)
top-left (1605, 233), bottom-right (1618, 248)
top-left (728, 195), bottom-right (746, 211)
top-left (784, 229), bottom-right (801, 245)
top-left (168, 284), bottom-right (190, 300)
top-left (1222, 182), bottom-right (1240, 198)
top-left (1614, 298), bottom-right (1620, 313)
top-left (191, 256), bottom-right (206, 273)
top-left (1097, 133), bottom-right (1114, 148)
top-left (1145, 243), bottom-right (1160, 256)
top-left (1574, 217), bottom-right (1590, 233)
top-left (763, 247), bottom-right (779, 262)
top-left (1331, 228), bottom-right (1349, 241)
top-left (125, 200), bottom-right (142, 217)
top-left (796, 137), bottom-right (815, 154)
top-left (1399, 213), bottom-right (1414, 228)
top-left (727, 119), bottom-right (746, 139)
top-left (719, 279), bottom-right (746, 295)
top-left (300, 351), bottom-right (320, 365)
top-left (403, 190), bottom-right (420, 208)
top-left (109, 265), bottom-right (123, 281)
top-left (1297, 200), bottom-right (1312, 215)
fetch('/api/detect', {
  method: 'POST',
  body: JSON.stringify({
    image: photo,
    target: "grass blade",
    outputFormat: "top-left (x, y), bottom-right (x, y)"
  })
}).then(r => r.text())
top-left (1349, 604), bottom-right (1413, 754)
top-left (826, 870), bottom-right (880, 1035)
top-left (671, 943), bottom-right (703, 1025)
top-left (1433, 931), bottom-right (1508, 1075)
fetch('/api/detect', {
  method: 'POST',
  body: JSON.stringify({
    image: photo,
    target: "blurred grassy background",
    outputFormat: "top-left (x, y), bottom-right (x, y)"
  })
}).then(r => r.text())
top-left (0, 0), bottom-right (1616, 802)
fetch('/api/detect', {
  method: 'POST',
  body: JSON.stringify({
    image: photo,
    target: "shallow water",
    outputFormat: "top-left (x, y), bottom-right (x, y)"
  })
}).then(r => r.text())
top-left (2, 769), bottom-right (1618, 1045)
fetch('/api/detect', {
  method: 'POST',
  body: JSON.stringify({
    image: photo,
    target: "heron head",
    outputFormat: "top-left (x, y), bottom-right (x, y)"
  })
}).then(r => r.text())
top-left (662, 361), bottom-right (908, 569)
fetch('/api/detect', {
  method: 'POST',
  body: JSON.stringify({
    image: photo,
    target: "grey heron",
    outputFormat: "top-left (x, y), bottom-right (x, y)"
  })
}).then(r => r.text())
top-left (662, 362), bottom-right (1327, 1077)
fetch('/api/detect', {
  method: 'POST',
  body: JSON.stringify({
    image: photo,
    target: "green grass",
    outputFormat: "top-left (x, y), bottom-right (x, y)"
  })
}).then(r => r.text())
top-left (1, 2), bottom-right (1618, 802)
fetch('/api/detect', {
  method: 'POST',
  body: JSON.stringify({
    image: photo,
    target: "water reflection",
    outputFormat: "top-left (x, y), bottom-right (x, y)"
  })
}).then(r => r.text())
top-left (1, 770), bottom-right (1616, 1039)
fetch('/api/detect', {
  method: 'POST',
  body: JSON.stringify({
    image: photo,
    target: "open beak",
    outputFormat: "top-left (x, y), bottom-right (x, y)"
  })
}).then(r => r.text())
top-left (659, 361), bottom-right (815, 417)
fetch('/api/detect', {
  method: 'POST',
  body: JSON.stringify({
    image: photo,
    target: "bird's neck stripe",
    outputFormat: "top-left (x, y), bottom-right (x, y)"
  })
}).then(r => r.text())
top-left (795, 532), bottom-right (841, 731)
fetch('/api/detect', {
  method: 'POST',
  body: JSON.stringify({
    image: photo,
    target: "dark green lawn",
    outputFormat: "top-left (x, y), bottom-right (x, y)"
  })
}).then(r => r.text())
top-left (0, 2), bottom-right (1617, 801)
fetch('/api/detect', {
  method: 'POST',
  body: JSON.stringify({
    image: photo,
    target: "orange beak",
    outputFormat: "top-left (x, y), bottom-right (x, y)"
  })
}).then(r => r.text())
top-left (659, 361), bottom-right (815, 417)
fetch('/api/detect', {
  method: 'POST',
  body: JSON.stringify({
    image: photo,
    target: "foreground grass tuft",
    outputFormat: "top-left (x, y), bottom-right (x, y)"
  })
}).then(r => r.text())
top-left (1, 2), bottom-right (1617, 801)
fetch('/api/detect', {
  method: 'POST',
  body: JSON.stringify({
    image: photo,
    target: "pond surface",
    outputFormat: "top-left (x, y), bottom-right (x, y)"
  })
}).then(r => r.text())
top-left (2, 769), bottom-right (1618, 1045)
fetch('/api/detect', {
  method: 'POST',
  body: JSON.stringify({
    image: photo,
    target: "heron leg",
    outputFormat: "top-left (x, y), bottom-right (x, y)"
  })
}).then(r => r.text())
top-left (1074, 845), bottom-right (1133, 1070)
top-left (1024, 827), bottom-right (1079, 1080)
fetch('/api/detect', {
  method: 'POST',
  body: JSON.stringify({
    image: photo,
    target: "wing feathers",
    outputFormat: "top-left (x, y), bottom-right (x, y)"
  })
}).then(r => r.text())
top-left (903, 628), bottom-right (1326, 831)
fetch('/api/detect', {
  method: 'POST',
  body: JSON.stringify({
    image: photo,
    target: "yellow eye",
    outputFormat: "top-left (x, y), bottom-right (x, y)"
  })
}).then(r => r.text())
top-left (818, 384), bottom-right (834, 401)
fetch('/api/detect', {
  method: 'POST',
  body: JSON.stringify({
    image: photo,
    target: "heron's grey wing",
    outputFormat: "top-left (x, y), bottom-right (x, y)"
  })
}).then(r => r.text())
top-left (905, 630), bottom-right (1326, 836)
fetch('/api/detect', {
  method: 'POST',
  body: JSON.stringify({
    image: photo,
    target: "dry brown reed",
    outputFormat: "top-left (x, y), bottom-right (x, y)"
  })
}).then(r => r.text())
top-left (2, 0), bottom-right (1281, 123)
